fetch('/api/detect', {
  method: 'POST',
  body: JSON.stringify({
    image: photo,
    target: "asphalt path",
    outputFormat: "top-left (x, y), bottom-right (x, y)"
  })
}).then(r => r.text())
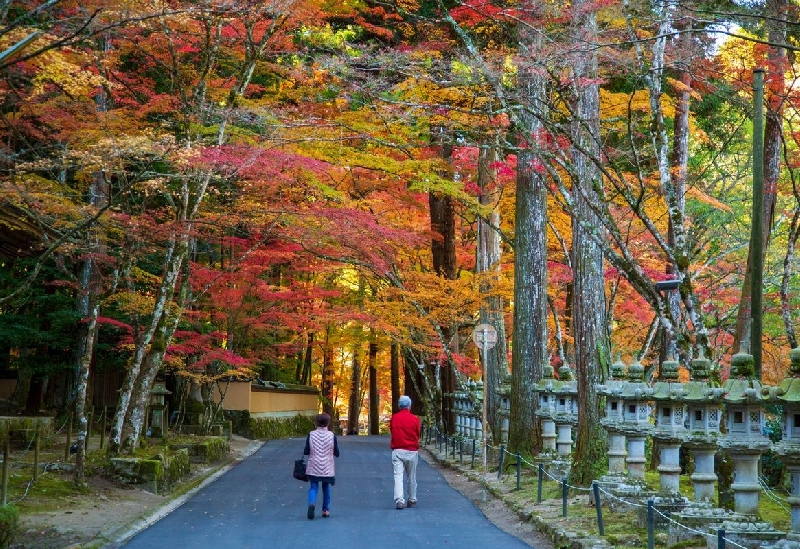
top-left (120, 435), bottom-right (536, 549)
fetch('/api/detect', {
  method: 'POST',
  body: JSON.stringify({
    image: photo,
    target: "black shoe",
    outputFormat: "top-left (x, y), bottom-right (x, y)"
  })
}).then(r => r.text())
top-left (396, 501), bottom-right (404, 510)
top-left (407, 500), bottom-right (416, 508)
top-left (307, 505), bottom-right (315, 520)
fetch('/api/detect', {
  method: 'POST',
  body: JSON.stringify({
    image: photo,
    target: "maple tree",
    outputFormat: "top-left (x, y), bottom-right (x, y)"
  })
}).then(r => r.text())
top-left (1, 1), bottom-right (800, 489)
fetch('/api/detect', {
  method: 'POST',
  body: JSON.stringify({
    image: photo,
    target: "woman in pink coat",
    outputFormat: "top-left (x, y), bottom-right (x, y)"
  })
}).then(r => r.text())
top-left (303, 413), bottom-right (340, 519)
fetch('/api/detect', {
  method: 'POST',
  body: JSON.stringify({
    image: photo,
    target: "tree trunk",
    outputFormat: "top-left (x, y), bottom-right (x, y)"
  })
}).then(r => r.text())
top-left (663, 23), bottom-right (691, 364)
top-left (347, 347), bottom-right (361, 435)
top-left (477, 140), bottom-right (509, 444)
top-left (429, 125), bottom-right (457, 434)
top-left (569, 0), bottom-right (609, 486)
top-left (391, 343), bottom-right (401, 414)
top-left (74, 304), bottom-right (98, 485)
top-left (322, 330), bottom-right (335, 420)
top-left (368, 341), bottom-right (379, 435)
top-left (509, 147), bottom-right (548, 457)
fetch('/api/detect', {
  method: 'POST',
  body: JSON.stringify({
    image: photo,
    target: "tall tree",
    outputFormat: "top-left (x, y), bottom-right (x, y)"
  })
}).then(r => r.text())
top-left (476, 138), bottom-right (510, 444)
top-left (569, 0), bottom-right (609, 485)
top-left (508, 3), bottom-right (548, 456)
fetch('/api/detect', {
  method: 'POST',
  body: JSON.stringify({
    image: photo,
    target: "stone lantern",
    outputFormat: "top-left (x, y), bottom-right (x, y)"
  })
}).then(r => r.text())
top-left (764, 347), bottom-right (800, 540)
top-left (618, 356), bottom-right (654, 480)
top-left (148, 382), bottom-right (172, 438)
top-left (598, 355), bottom-right (629, 475)
top-left (535, 364), bottom-right (558, 453)
top-left (682, 349), bottom-right (724, 502)
top-left (650, 356), bottom-right (688, 494)
top-left (552, 364), bottom-right (578, 456)
top-left (719, 350), bottom-right (771, 517)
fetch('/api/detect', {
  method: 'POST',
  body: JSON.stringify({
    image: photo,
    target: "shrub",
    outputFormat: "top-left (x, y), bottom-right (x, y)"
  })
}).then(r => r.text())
top-left (250, 414), bottom-right (315, 440)
top-left (0, 504), bottom-right (19, 548)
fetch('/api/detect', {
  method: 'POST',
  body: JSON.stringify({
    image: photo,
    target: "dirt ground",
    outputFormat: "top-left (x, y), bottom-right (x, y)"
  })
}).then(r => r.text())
top-left (7, 439), bottom-right (552, 549)
top-left (423, 454), bottom-right (554, 549)
top-left (8, 435), bottom-right (259, 549)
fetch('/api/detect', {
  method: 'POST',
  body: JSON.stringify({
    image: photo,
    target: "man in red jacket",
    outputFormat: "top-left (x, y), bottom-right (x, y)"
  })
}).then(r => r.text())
top-left (390, 395), bottom-right (421, 509)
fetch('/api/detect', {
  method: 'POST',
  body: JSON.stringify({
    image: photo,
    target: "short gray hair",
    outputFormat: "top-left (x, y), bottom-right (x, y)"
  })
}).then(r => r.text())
top-left (398, 395), bottom-right (412, 409)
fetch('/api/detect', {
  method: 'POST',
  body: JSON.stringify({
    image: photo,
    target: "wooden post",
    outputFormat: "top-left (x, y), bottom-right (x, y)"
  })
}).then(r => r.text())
top-left (64, 412), bottom-right (73, 462)
top-left (87, 408), bottom-right (94, 446)
top-left (100, 408), bottom-right (106, 450)
top-left (33, 424), bottom-right (40, 481)
top-left (1, 438), bottom-right (9, 506)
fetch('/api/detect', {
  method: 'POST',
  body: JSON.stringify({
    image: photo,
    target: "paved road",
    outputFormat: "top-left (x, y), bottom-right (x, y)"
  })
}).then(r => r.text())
top-left (121, 435), bottom-right (536, 549)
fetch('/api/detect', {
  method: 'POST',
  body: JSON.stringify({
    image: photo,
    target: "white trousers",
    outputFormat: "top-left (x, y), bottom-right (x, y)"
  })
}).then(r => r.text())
top-left (392, 449), bottom-right (418, 504)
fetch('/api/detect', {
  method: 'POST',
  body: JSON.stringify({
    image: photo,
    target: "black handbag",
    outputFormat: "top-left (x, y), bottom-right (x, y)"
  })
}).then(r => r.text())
top-left (293, 455), bottom-right (308, 482)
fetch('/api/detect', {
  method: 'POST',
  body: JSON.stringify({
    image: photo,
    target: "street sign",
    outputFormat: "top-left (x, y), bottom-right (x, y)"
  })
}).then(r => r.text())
top-left (472, 323), bottom-right (498, 351)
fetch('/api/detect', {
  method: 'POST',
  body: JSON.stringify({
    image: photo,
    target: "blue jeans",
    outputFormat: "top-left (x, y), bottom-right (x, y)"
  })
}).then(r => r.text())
top-left (308, 481), bottom-right (331, 511)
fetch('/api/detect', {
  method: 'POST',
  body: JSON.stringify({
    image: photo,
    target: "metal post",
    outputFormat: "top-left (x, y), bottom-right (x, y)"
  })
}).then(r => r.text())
top-left (751, 68), bottom-right (765, 379)
top-left (647, 500), bottom-right (655, 549)
top-left (718, 528), bottom-right (726, 549)
top-left (562, 478), bottom-right (568, 517)
top-left (537, 464), bottom-right (544, 503)
top-left (593, 481), bottom-right (604, 535)
top-left (515, 453), bottom-right (521, 490)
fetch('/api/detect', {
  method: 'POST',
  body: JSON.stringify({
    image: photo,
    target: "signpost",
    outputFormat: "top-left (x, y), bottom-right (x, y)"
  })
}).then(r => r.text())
top-left (473, 324), bottom-right (497, 478)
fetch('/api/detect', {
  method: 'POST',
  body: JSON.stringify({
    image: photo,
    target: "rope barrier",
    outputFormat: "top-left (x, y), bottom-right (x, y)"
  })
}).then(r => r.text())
top-left (424, 422), bottom-right (782, 548)
top-left (650, 505), bottom-right (749, 549)
top-left (758, 476), bottom-right (791, 514)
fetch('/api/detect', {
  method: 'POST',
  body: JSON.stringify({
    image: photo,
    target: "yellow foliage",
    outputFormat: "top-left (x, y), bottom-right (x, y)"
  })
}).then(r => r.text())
top-left (29, 39), bottom-right (113, 98)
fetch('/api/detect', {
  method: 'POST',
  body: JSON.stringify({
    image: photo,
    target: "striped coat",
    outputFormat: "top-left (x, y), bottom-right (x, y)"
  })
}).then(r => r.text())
top-left (304, 427), bottom-right (339, 483)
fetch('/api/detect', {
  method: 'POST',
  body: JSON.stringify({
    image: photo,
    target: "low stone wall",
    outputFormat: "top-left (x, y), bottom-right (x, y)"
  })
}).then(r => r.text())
top-left (223, 410), bottom-right (314, 440)
top-left (110, 448), bottom-right (192, 494)
top-left (171, 437), bottom-right (230, 464)
top-left (0, 416), bottom-right (53, 445)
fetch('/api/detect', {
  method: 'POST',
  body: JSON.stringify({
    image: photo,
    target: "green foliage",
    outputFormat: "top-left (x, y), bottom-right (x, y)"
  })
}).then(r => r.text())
top-left (0, 504), bottom-right (19, 549)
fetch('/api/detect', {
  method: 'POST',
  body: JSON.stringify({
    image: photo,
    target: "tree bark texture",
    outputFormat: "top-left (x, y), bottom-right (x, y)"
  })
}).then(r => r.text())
top-left (569, 0), bottom-right (609, 485)
top-left (509, 149), bottom-right (548, 456)
top-left (429, 125), bottom-right (457, 434)
top-left (477, 141), bottom-right (510, 444)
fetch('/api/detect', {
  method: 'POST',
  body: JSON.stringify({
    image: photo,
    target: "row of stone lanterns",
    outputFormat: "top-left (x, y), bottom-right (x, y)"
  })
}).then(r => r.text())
top-left (591, 349), bottom-right (800, 548)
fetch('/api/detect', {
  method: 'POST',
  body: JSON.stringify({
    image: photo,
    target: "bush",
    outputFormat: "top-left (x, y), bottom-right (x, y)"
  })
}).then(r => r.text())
top-left (250, 414), bottom-right (315, 440)
top-left (0, 504), bottom-right (19, 548)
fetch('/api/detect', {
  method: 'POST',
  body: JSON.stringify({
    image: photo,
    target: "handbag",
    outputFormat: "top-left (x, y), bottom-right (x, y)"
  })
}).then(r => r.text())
top-left (293, 455), bottom-right (308, 482)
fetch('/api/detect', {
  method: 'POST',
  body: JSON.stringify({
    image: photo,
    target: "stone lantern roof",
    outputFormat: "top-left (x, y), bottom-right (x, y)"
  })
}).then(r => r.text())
top-left (764, 347), bottom-right (800, 405)
top-left (535, 363), bottom-right (577, 421)
top-left (651, 357), bottom-right (685, 401)
top-left (683, 349), bottom-right (725, 403)
top-left (722, 351), bottom-right (764, 405)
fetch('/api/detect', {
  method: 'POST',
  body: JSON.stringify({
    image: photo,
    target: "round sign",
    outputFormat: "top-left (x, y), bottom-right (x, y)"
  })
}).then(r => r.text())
top-left (473, 323), bottom-right (498, 350)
